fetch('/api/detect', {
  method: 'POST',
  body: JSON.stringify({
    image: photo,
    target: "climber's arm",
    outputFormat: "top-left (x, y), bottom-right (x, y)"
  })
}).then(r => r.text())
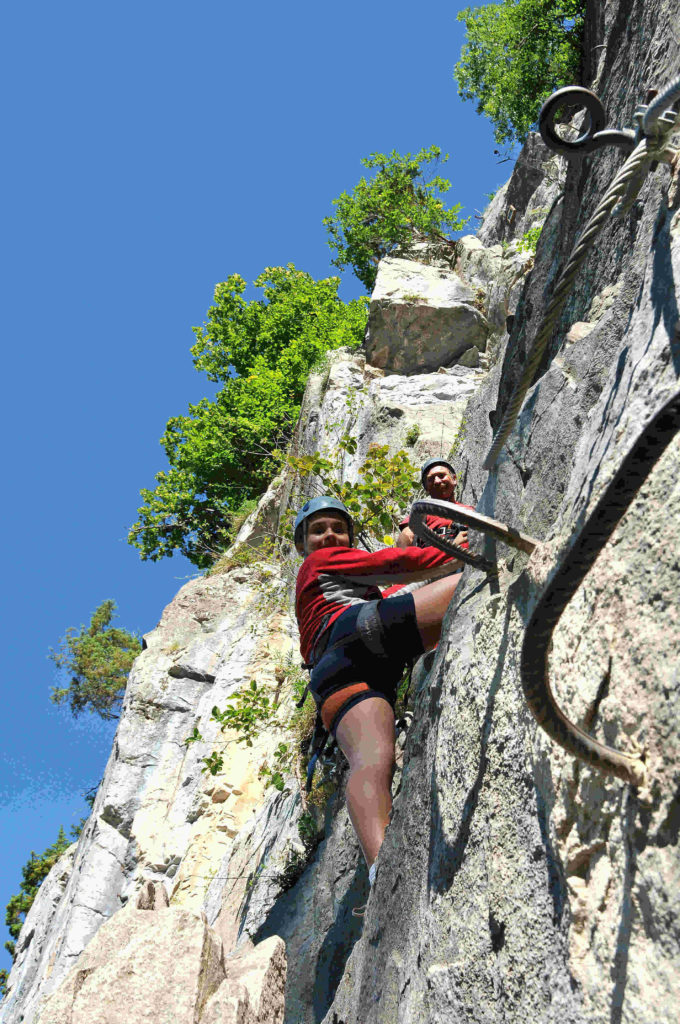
top-left (308, 543), bottom-right (462, 587)
top-left (395, 525), bottom-right (415, 548)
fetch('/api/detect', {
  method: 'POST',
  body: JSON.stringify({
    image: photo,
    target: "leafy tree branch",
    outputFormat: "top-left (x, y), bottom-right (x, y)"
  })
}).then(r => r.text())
top-left (129, 266), bottom-right (367, 567)
top-left (49, 600), bottom-right (140, 720)
top-left (454, 0), bottom-right (585, 145)
top-left (324, 146), bottom-right (468, 290)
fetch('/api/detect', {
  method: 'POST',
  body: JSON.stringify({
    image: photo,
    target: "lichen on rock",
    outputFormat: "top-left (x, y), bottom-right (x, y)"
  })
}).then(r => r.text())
top-left (3, 3), bottom-right (680, 1021)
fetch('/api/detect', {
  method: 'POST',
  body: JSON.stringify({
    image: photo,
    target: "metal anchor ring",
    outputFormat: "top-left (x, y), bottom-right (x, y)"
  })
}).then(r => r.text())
top-left (539, 86), bottom-right (636, 157)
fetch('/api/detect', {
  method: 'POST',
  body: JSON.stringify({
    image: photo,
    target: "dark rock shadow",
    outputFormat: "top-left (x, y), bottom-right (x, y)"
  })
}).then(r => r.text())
top-left (650, 206), bottom-right (680, 374)
top-left (428, 600), bottom-right (513, 894)
top-left (253, 859), bottom-right (368, 1024)
top-left (609, 793), bottom-right (638, 1024)
top-left (312, 865), bottom-right (367, 1023)
top-left (534, 785), bottom-right (567, 925)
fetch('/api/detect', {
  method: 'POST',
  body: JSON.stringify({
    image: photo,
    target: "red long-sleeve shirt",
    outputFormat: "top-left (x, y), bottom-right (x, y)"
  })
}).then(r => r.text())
top-left (398, 503), bottom-right (476, 549)
top-left (380, 502), bottom-right (476, 599)
top-left (295, 544), bottom-right (458, 663)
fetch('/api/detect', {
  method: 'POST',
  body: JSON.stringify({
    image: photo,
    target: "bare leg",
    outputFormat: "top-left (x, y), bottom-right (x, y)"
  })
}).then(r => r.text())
top-left (333, 576), bottom-right (460, 867)
top-left (412, 571), bottom-right (463, 649)
top-left (335, 697), bottom-right (396, 867)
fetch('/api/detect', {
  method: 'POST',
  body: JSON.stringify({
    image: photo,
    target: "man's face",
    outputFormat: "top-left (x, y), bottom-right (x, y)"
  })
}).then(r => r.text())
top-left (303, 511), bottom-right (351, 554)
top-left (424, 465), bottom-right (456, 500)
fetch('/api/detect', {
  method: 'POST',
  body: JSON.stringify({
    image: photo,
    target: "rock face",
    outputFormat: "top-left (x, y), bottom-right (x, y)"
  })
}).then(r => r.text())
top-left (35, 905), bottom-right (285, 1024)
top-left (3, 2), bottom-right (679, 1022)
top-left (365, 257), bottom-right (489, 373)
top-left (477, 131), bottom-right (566, 249)
top-left (1, 564), bottom-right (297, 1023)
top-left (318, 2), bottom-right (680, 1021)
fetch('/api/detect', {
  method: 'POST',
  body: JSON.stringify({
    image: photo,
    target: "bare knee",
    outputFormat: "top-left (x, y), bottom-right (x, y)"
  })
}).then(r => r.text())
top-left (349, 745), bottom-right (395, 779)
top-left (336, 697), bottom-right (396, 774)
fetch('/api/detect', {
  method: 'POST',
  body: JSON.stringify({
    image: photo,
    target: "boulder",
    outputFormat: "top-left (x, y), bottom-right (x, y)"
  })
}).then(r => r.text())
top-left (218, 937), bottom-right (286, 1024)
top-left (34, 905), bottom-right (285, 1024)
top-left (35, 907), bottom-right (224, 1024)
top-left (365, 257), bottom-right (488, 374)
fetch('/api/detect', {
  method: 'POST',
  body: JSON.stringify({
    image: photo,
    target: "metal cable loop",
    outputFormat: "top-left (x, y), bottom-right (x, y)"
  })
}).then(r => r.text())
top-left (410, 500), bottom-right (496, 573)
top-left (484, 76), bottom-right (680, 471)
top-left (642, 73), bottom-right (680, 134)
top-left (409, 498), bottom-right (541, 574)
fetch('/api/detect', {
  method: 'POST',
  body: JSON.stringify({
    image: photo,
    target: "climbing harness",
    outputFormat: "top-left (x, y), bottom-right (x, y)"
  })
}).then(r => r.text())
top-left (521, 390), bottom-right (680, 787)
top-left (410, 498), bottom-right (539, 573)
top-left (483, 78), bottom-right (680, 470)
top-left (299, 592), bottom-right (438, 790)
top-left (298, 601), bottom-right (391, 791)
top-left (304, 710), bottom-right (333, 792)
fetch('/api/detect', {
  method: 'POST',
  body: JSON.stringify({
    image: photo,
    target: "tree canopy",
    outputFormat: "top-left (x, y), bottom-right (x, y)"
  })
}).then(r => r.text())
top-left (128, 266), bottom-right (367, 567)
top-left (2, 826), bottom-right (71, 993)
top-left (454, 0), bottom-right (585, 145)
top-left (324, 146), bottom-right (468, 291)
top-left (49, 600), bottom-right (140, 720)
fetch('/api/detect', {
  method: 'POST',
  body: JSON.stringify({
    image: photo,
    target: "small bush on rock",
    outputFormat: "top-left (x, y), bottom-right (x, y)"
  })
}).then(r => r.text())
top-left (289, 435), bottom-right (421, 549)
top-left (455, 0), bottom-right (585, 145)
top-left (324, 146), bottom-right (467, 291)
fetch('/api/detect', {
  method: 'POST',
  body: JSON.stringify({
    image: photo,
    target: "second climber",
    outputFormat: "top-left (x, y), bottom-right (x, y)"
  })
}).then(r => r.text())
top-left (294, 495), bottom-right (464, 900)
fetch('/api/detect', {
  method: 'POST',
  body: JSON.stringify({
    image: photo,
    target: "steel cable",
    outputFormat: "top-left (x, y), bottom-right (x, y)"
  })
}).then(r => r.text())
top-left (483, 136), bottom-right (662, 469)
top-left (521, 390), bottom-right (680, 786)
top-left (484, 77), bottom-right (679, 471)
top-left (643, 73), bottom-right (680, 134)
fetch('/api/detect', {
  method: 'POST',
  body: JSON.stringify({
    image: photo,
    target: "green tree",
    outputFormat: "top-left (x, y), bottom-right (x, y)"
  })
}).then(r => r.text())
top-left (3, 827), bottom-right (71, 981)
top-left (289, 432), bottom-right (421, 547)
top-left (324, 146), bottom-right (468, 291)
top-left (128, 266), bottom-right (367, 567)
top-left (50, 600), bottom-right (141, 720)
top-left (454, 0), bottom-right (585, 145)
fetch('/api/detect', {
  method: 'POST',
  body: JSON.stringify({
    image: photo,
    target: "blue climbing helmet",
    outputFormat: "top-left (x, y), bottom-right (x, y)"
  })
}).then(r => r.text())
top-left (420, 458), bottom-right (457, 489)
top-left (294, 496), bottom-right (354, 551)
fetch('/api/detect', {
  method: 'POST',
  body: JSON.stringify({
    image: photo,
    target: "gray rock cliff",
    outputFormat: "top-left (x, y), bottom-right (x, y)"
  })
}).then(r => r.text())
top-left (2, 1), bottom-right (678, 1020)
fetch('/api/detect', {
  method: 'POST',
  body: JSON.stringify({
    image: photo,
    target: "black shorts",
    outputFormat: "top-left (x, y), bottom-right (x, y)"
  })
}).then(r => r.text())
top-left (309, 593), bottom-right (424, 735)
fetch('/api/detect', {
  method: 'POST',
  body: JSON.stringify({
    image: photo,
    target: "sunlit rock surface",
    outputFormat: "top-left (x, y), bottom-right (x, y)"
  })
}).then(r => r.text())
top-left (3, 2), bottom-right (679, 1021)
top-left (365, 257), bottom-right (489, 373)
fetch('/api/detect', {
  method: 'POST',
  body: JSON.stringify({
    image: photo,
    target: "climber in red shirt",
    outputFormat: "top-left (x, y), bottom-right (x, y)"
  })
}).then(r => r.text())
top-left (294, 496), bottom-right (465, 891)
top-left (381, 458), bottom-right (473, 602)
top-left (396, 458), bottom-right (474, 550)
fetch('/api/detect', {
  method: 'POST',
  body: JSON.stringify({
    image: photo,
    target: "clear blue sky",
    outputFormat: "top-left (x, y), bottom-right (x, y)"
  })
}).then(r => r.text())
top-left (1, 0), bottom-right (508, 969)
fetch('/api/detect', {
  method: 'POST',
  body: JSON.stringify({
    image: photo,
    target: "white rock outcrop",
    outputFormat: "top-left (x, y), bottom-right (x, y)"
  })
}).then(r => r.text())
top-left (35, 903), bottom-right (285, 1024)
top-left (365, 257), bottom-right (489, 373)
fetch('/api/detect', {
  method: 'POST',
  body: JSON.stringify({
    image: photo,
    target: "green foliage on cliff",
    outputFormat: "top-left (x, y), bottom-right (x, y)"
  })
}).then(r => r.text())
top-left (289, 435), bottom-right (420, 547)
top-left (49, 600), bottom-right (141, 720)
top-left (128, 266), bottom-right (367, 567)
top-left (211, 681), bottom-right (273, 750)
top-left (324, 146), bottom-right (468, 290)
top-left (517, 224), bottom-right (543, 254)
top-left (2, 826), bottom-right (71, 983)
top-left (455, 0), bottom-right (585, 144)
